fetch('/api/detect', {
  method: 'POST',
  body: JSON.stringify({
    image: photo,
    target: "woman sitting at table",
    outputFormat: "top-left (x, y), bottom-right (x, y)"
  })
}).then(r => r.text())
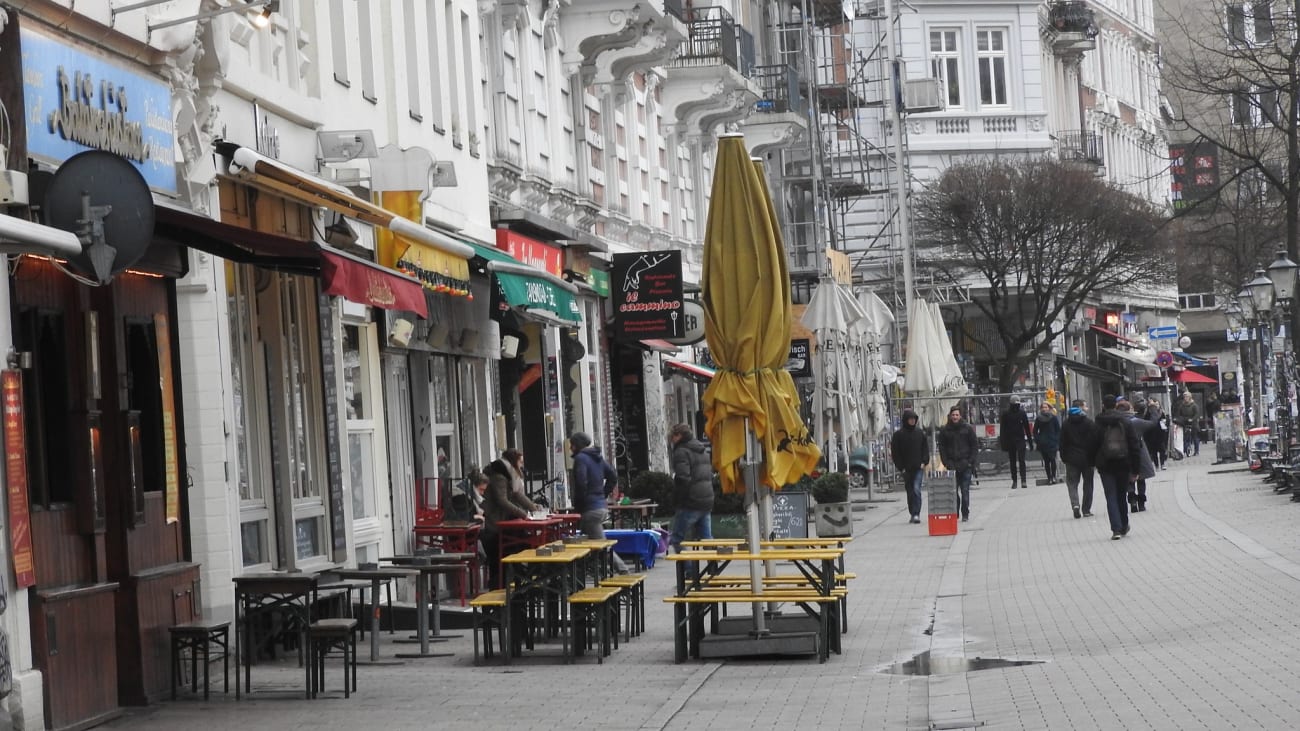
top-left (481, 460), bottom-right (535, 588)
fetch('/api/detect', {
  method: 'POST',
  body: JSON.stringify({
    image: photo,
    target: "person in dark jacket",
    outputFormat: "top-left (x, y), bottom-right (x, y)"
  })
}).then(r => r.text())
top-left (668, 423), bottom-right (714, 552)
top-left (999, 398), bottom-right (1032, 488)
top-left (937, 407), bottom-right (978, 522)
top-left (1143, 398), bottom-right (1168, 470)
top-left (1033, 402), bottom-right (1062, 483)
top-left (569, 431), bottom-right (630, 572)
top-left (1057, 400), bottom-right (1096, 519)
top-left (1116, 400), bottom-right (1157, 512)
top-left (1088, 394), bottom-right (1143, 540)
top-left (890, 409), bottom-right (930, 523)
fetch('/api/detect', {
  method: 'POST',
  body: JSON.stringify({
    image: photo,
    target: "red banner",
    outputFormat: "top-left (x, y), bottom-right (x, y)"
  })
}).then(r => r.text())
top-left (3, 370), bottom-right (36, 588)
top-left (495, 229), bottom-right (563, 276)
top-left (320, 250), bottom-right (429, 318)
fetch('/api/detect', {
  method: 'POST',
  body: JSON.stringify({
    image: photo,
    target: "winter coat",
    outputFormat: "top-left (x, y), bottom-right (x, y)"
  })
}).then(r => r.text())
top-left (481, 461), bottom-right (532, 531)
top-left (1058, 413), bottom-right (1095, 468)
top-left (1174, 398), bottom-right (1201, 427)
top-left (571, 446), bottom-right (616, 513)
top-left (1123, 413), bottom-right (1158, 479)
top-left (1088, 409), bottom-right (1143, 476)
top-left (999, 405), bottom-right (1032, 452)
top-left (1033, 412), bottom-right (1062, 453)
top-left (937, 420), bottom-right (979, 472)
top-left (1143, 406), bottom-right (1167, 455)
top-left (672, 433), bottom-right (715, 512)
top-left (890, 411), bottom-right (930, 470)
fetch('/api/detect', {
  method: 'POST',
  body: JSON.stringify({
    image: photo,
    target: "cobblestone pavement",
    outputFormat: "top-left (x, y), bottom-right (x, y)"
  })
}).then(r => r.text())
top-left (105, 452), bottom-right (1300, 730)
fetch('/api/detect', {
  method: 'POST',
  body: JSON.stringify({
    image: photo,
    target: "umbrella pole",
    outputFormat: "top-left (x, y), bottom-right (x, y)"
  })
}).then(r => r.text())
top-left (741, 421), bottom-right (769, 636)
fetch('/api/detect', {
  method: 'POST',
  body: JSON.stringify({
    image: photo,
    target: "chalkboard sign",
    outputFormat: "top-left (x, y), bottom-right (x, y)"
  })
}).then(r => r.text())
top-left (318, 293), bottom-right (348, 562)
top-left (769, 490), bottom-right (809, 539)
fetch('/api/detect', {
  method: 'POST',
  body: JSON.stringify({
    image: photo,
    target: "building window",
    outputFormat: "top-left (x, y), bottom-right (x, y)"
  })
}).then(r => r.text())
top-left (929, 29), bottom-right (962, 108)
top-left (329, 0), bottom-right (349, 87)
top-left (1178, 293), bottom-right (1218, 310)
top-left (358, 0), bottom-right (377, 102)
top-left (426, 1), bottom-right (445, 130)
top-left (976, 29), bottom-right (1008, 107)
top-left (403, 0), bottom-right (422, 120)
top-left (1228, 3), bottom-right (1274, 45)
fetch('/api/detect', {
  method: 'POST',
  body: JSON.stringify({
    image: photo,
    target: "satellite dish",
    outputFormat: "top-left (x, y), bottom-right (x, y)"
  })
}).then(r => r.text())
top-left (42, 150), bottom-right (155, 284)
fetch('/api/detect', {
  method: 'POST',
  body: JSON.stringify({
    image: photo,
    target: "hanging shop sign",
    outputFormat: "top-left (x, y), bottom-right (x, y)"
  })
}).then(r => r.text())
top-left (19, 27), bottom-right (176, 193)
top-left (3, 370), bottom-right (36, 588)
top-left (611, 251), bottom-right (684, 340)
top-left (663, 299), bottom-right (706, 346)
top-left (1169, 141), bottom-right (1218, 213)
top-left (787, 339), bottom-right (812, 378)
top-left (496, 229), bottom-right (563, 276)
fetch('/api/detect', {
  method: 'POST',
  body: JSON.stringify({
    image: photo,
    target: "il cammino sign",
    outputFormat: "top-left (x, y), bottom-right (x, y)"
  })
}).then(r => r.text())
top-left (611, 251), bottom-right (684, 340)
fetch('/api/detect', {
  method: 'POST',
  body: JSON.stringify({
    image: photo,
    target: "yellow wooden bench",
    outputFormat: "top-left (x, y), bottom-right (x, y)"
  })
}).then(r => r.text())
top-left (664, 592), bottom-right (841, 663)
top-left (469, 590), bottom-right (508, 664)
top-left (599, 573), bottom-right (647, 641)
top-left (568, 586), bottom-right (623, 663)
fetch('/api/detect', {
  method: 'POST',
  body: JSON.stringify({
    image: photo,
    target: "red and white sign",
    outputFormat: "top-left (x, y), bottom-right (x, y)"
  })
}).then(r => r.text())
top-left (3, 370), bottom-right (36, 588)
top-left (496, 229), bottom-right (563, 276)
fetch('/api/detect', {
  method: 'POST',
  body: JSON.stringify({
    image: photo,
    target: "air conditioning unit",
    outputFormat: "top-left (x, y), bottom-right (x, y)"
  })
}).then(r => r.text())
top-left (904, 79), bottom-right (945, 113)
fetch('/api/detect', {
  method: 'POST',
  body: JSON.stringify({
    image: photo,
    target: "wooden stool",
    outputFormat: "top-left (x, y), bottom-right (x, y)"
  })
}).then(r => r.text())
top-left (600, 573), bottom-right (647, 641)
top-left (169, 620), bottom-right (230, 701)
top-left (469, 589), bottom-right (507, 665)
top-left (308, 618), bottom-right (358, 698)
top-left (567, 586), bottom-right (622, 664)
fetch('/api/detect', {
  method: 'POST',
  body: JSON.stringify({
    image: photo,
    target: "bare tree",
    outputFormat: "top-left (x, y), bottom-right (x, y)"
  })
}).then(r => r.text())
top-left (914, 158), bottom-right (1170, 393)
top-left (1160, 0), bottom-right (1299, 289)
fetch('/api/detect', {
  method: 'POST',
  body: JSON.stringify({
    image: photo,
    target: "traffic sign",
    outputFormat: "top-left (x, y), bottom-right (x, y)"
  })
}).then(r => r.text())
top-left (1155, 351), bottom-right (1174, 368)
top-left (1148, 326), bottom-right (1179, 340)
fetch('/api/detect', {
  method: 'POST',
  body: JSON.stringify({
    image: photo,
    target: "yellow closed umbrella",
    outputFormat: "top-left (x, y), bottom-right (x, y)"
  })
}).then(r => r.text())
top-left (702, 134), bottom-right (821, 495)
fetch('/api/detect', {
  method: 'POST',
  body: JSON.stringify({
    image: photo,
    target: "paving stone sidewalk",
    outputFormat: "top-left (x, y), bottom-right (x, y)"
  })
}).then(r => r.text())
top-left (106, 455), bottom-right (1300, 730)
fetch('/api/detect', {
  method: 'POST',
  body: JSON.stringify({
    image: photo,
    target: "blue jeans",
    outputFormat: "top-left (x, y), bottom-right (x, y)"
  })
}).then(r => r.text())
top-left (904, 468), bottom-right (924, 517)
top-left (669, 509), bottom-right (713, 551)
top-left (955, 469), bottom-right (973, 519)
top-left (1098, 470), bottom-right (1131, 535)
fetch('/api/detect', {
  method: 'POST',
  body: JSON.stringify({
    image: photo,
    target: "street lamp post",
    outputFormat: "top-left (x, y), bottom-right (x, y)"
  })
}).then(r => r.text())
top-left (1248, 269), bottom-right (1278, 448)
top-left (1224, 297), bottom-right (1252, 427)
top-left (1266, 251), bottom-right (1299, 452)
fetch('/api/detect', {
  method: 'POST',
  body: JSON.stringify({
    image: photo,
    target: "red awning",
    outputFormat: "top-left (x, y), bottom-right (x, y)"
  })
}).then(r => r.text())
top-left (1089, 324), bottom-right (1145, 347)
top-left (1168, 369), bottom-right (1217, 384)
top-left (640, 339), bottom-right (680, 354)
top-left (319, 248), bottom-right (428, 318)
top-left (664, 359), bottom-right (715, 380)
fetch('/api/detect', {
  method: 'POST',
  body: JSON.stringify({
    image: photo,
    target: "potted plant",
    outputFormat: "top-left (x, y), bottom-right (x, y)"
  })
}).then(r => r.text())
top-left (811, 472), bottom-right (853, 537)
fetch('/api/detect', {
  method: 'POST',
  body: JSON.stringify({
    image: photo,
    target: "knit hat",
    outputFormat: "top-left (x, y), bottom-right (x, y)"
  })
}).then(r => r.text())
top-left (569, 431), bottom-right (592, 449)
top-left (1067, 406), bottom-right (1083, 416)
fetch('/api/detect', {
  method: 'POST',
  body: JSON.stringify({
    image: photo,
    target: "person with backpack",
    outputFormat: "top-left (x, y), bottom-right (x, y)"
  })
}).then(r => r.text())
top-left (999, 398), bottom-right (1033, 488)
top-left (1089, 395), bottom-right (1143, 540)
top-left (569, 431), bottom-right (630, 572)
top-left (1058, 400), bottom-right (1096, 519)
top-left (668, 423), bottom-right (714, 552)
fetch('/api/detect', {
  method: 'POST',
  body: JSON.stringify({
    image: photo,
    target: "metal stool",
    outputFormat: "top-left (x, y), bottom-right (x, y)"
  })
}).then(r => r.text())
top-left (169, 620), bottom-right (230, 701)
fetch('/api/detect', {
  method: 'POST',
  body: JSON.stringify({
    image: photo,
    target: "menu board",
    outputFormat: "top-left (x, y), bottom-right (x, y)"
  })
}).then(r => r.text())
top-left (319, 293), bottom-right (347, 561)
top-left (769, 490), bottom-right (809, 539)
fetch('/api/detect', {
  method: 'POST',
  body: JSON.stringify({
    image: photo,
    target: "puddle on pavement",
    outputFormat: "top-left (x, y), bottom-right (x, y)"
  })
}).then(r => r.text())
top-left (879, 650), bottom-right (1044, 676)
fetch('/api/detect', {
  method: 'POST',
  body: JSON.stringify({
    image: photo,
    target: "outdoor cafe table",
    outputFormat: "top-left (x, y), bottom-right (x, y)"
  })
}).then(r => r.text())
top-left (233, 572), bottom-right (319, 699)
top-left (608, 502), bottom-right (658, 530)
top-left (501, 545), bottom-right (592, 663)
top-left (497, 514), bottom-right (579, 557)
top-left (412, 522), bottom-right (482, 599)
top-left (665, 549), bottom-right (844, 663)
top-left (330, 566), bottom-right (417, 663)
top-left (564, 538), bottom-right (618, 580)
top-left (382, 553), bottom-right (473, 658)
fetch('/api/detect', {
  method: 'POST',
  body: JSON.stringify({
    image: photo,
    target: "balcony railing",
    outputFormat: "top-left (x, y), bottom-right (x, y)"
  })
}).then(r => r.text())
top-left (1049, 1), bottom-right (1098, 37)
top-left (1058, 130), bottom-right (1104, 167)
top-left (751, 64), bottom-right (806, 115)
top-left (669, 6), bottom-right (752, 77)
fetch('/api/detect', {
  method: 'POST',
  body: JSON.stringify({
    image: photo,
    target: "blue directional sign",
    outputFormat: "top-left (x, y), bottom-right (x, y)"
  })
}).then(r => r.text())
top-left (1148, 326), bottom-right (1179, 340)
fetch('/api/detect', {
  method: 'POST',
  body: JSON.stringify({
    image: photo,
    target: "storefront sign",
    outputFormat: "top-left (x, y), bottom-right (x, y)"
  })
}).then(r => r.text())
top-left (153, 315), bottom-right (181, 524)
top-left (20, 27), bottom-right (176, 193)
top-left (611, 251), bottom-right (684, 340)
top-left (2, 371), bottom-right (36, 588)
top-left (320, 250), bottom-right (429, 318)
top-left (495, 229), bottom-right (563, 276)
top-left (787, 339), bottom-right (811, 378)
top-left (589, 268), bottom-right (610, 298)
top-left (1169, 141), bottom-right (1218, 213)
top-left (663, 300), bottom-right (706, 346)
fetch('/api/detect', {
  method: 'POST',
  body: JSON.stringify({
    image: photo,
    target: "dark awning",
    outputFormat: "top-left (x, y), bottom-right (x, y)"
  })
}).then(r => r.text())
top-left (1057, 356), bottom-right (1126, 383)
top-left (156, 205), bottom-right (426, 317)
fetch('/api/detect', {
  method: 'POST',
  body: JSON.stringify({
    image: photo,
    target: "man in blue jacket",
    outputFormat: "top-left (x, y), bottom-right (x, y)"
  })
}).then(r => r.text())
top-left (569, 431), bottom-right (630, 572)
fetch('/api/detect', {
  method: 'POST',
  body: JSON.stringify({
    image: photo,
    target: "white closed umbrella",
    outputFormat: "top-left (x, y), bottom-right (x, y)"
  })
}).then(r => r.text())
top-left (904, 298), bottom-right (968, 429)
top-left (802, 280), bottom-right (866, 470)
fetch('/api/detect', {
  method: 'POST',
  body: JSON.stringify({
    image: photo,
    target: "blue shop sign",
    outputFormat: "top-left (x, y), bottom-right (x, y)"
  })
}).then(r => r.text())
top-left (20, 27), bottom-right (176, 193)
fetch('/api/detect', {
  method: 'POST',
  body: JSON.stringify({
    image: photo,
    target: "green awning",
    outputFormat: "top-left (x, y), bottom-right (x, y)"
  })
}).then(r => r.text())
top-left (469, 242), bottom-right (582, 325)
top-left (589, 268), bottom-right (610, 297)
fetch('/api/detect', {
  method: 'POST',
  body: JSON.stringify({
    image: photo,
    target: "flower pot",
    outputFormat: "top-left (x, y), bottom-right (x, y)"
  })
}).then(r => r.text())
top-left (814, 502), bottom-right (853, 537)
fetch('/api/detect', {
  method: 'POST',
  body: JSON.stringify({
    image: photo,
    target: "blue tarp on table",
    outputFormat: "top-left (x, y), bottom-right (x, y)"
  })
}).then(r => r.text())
top-left (605, 529), bottom-right (661, 569)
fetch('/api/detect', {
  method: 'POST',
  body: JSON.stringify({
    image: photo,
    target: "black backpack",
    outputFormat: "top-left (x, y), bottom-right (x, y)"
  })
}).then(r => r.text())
top-left (1100, 422), bottom-right (1128, 461)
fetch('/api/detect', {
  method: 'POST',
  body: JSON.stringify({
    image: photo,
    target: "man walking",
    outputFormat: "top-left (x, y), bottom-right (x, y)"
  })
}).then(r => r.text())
top-left (668, 423), bottom-right (714, 552)
top-left (937, 407), bottom-right (978, 522)
top-left (890, 409), bottom-right (930, 523)
top-left (1089, 395), bottom-right (1142, 540)
top-left (1058, 400), bottom-right (1096, 519)
top-left (1174, 391), bottom-right (1201, 457)
top-left (999, 398), bottom-right (1032, 488)
top-left (569, 431), bottom-right (630, 572)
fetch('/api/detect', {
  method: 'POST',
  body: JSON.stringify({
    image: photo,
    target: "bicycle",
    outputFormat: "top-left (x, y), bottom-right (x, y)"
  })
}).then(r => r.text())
top-left (525, 475), bottom-right (564, 510)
